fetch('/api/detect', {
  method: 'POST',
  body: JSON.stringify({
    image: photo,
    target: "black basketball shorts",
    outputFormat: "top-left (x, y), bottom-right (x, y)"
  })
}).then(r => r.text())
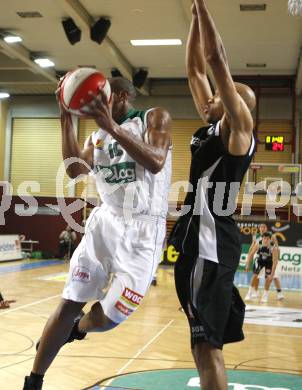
top-left (253, 257), bottom-right (273, 278)
top-left (175, 254), bottom-right (245, 349)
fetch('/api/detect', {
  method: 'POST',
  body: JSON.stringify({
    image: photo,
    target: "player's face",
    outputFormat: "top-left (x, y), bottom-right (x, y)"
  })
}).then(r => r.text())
top-left (204, 93), bottom-right (224, 123)
top-left (259, 224), bottom-right (267, 235)
top-left (111, 90), bottom-right (128, 121)
top-left (262, 236), bottom-right (270, 246)
top-left (110, 92), bottom-right (122, 120)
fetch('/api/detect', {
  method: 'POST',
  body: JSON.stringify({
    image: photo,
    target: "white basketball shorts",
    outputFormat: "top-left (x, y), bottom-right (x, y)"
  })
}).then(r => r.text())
top-left (62, 204), bottom-right (166, 323)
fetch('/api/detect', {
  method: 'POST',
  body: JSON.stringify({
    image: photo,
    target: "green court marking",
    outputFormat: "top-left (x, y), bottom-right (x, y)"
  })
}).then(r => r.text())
top-left (91, 368), bottom-right (302, 390)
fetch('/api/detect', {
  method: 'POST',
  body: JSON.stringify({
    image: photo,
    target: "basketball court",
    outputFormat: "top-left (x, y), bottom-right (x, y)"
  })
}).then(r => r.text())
top-left (1, 261), bottom-right (302, 389)
top-left (1, 1), bottom-right (302, 389)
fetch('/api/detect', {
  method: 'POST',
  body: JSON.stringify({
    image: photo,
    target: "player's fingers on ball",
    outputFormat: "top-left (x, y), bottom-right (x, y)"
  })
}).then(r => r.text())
top-left (88, 90), bottom-right (98, 100)
top-left (88, 91), bottom-right (102, 108)
top-left (80, 105), bottom-right (91, 115)
top-left (79, 98), bottom-right (87, 107)
top-left (55, 87), bottom-right (61, 100)
top-left (99, 89), bottom-right (108, 105)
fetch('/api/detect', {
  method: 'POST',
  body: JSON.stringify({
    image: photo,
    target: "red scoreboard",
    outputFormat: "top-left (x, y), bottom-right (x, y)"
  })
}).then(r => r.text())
top-left (265, 136), bottom-right (284, 151)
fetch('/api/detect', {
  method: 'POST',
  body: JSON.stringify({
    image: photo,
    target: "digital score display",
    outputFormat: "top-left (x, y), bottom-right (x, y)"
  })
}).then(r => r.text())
top-left (265, 135), bottom-right (284, 151)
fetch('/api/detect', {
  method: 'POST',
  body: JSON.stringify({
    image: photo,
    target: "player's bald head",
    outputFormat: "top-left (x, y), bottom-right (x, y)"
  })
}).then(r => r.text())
top-left (109, 77), bottom-right (137, 102)
top-left (234, 82), bottom-right (256, 112)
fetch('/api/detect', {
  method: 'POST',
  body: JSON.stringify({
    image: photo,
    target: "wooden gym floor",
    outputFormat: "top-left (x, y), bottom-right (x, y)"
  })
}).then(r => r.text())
top-left (0, 259), bottom-right (301, 390)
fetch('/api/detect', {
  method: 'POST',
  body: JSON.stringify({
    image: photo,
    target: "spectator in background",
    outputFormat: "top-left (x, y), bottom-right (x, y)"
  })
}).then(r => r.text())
top-left (59, 225), bottom-right (77, 260)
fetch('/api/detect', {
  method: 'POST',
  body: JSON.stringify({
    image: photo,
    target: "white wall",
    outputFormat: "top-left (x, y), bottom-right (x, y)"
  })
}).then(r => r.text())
top-left (9, 95), bottom-right (59, 118)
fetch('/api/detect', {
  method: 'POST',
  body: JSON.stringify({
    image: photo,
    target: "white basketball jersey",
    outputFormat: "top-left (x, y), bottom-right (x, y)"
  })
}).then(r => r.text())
top-left (91, 109), bottom-right (172, 218)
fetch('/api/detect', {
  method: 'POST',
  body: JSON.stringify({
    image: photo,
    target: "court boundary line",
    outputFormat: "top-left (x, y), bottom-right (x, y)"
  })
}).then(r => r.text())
top-left (105, 319), bottom-right (174, 387)
top-left (4, 353), bottom-right (302, 375)
top-left (0, 294), bottom-right (61, 317)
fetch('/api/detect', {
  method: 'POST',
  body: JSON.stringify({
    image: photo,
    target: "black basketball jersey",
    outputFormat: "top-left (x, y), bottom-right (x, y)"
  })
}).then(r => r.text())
top-left (257, 243), bottom-right (272, 261)
top-left (169, 121), bottom-right (256, 268)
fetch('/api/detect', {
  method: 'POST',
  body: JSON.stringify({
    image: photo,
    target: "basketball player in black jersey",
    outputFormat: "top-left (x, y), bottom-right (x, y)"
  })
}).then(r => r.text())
top-left (169, 1), bottom-right (256, 389)
top-left (245, 223), bottom-right (284, 301)
top-left (246, 232), bottom-right (279, 303)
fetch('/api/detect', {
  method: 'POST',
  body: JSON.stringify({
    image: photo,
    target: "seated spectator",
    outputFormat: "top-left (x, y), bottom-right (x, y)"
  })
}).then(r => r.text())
top-left (59, 225), bottom-right (77, 260)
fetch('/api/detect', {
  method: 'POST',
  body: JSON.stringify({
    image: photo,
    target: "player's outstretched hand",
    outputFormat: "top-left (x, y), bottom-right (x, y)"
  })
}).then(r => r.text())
top-left (80, 89), bottom-right (115, 133)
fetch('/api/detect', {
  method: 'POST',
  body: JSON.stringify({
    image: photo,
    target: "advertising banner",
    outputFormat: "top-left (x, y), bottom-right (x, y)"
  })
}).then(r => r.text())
top-left (0, 235), bottom-right (22, 262)
top-left (236, 221), bottom-right (302, 247)
top-left (162, 220), bottom-right (302, 275)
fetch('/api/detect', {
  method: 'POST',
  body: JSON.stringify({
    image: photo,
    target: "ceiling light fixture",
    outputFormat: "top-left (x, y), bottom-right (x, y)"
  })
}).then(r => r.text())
top-left (246, 63), bottom-right (267, 68)
top-left (0, 92), bottom-right (10, 99)
top-left (130, 39), bottom-right (182, 46)
top-left (240, 4), bottom-right (266, 11)
top-left (34, 58), bottom-right (55, 68)
top-left (16, 11), bottom-right (43, 18)
top-left (4, 35), bottom-right (22, 43)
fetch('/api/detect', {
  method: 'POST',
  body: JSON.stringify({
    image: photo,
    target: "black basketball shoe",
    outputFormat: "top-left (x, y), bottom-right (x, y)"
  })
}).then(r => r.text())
top-left (23, 376), bottom-right (43, 390)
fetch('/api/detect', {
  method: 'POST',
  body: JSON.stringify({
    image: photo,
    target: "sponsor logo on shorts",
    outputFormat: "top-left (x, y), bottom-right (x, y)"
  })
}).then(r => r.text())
top-left (115, 300), bottom-right (133, 316)
top-left (191, 325), bottom-right (205, 337)
top-left (72, 266), bottom-right (90, 283)
top-left (120, 287), bottom-right (143, 308)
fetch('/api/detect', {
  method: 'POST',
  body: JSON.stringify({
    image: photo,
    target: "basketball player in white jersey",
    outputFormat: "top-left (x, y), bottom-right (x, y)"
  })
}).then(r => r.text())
top-left (23, 77), bottom-right (172, 389)
top-left (169, 1), bottom-right (256, 389)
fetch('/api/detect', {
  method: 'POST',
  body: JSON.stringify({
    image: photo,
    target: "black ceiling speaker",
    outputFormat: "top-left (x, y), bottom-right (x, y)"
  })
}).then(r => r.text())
top-left (62, 18), bottom-right (81, 45)
top-left (111, 68), bottom-right (123, 78)
top-left (90, 17), bottom-right (111, 44)
top-left (133, 69), bottom-right (148, 88)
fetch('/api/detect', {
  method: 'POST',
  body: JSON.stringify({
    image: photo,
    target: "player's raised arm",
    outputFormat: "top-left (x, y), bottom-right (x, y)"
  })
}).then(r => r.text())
top-left (60, 113), bottom-right (94, 178)
top-left (186, 3), bottom-right (212, 121)
top-left (83, 90), bottom-right (172, 174)
top-left (57, 82), bottom-right (93, 178)
top-left (109, 107), bottom-right (171, 174)
top-left (194, 0), bottom-right (255, 155)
